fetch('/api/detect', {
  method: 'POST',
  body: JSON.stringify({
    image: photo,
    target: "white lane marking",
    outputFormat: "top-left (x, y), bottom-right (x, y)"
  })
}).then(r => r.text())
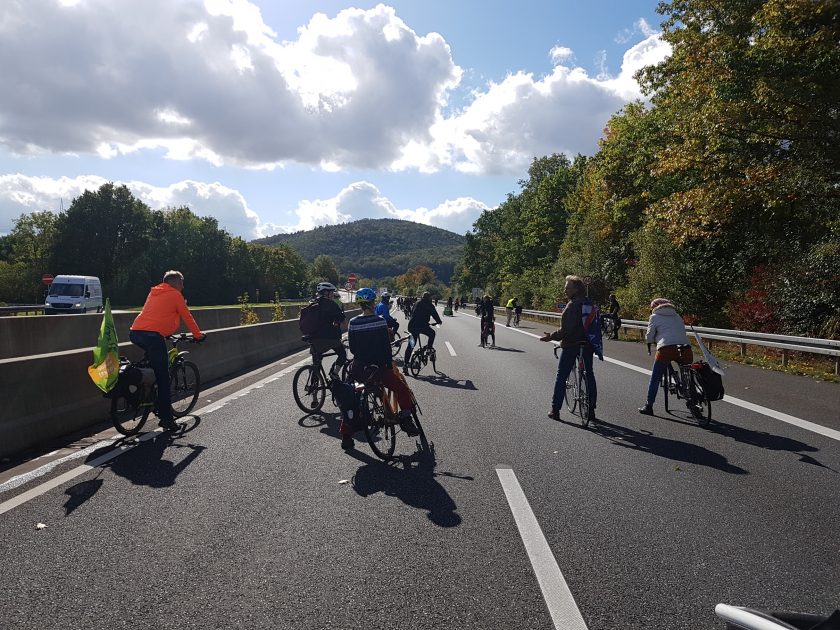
top-left (0, 355), bottom-right (313, 512)
top-left (463, 313), bottom-right (840, 444)
top-left (445, 341), bottom-right (457, 357)
top-left (496, 466), bottom-right (588, 630)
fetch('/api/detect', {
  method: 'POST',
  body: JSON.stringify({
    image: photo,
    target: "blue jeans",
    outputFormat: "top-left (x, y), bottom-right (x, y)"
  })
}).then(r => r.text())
top-left (552, 345), bottom-right (597, 411)
top-left (646, 360), bottom-right (667, 405)
top-left (129, 330), bottom-right (172, 422)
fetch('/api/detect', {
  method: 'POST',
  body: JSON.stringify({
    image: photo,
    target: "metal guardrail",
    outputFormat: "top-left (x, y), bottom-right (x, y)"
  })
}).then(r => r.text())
top-left (0, 304), bottom-right (46, 316)
top-left (492, 306), bottom-right (840, 374)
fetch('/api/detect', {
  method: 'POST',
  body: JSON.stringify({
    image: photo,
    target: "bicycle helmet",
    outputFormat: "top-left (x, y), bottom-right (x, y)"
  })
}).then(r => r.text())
top-left (316, 282), bottom-right (337, 294)
top-left (355, 287), bottom-right (376, 303)
top-left (381, 292), bottom-right (390, 299)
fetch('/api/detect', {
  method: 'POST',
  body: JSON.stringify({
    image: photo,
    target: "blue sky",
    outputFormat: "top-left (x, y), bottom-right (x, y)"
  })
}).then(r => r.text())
top-left (0, 0), bottom-right (669, 237)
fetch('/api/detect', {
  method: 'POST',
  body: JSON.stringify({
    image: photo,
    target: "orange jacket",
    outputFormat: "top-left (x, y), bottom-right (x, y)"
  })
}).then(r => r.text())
top-left (131, 283), bottom-right (203, 338)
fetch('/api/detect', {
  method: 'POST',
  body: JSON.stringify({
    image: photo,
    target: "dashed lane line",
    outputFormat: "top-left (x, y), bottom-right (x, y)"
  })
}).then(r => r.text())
top-left (445, 341), bottom-right (457, 357)
top-left (496, 466), bottom-right (588, 630)
top-left (461, 313), bottom-right (840, 444)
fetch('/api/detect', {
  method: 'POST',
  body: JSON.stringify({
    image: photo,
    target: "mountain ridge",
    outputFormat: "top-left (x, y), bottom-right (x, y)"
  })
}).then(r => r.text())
top-left (253, 218), bottom-right (464, 282)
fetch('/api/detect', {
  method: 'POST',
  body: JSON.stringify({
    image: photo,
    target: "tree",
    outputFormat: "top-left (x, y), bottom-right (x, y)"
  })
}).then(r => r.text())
top-left (0, 211), bottom-right (58, 302)
top-left (311, 255), bottom-right (339, 286)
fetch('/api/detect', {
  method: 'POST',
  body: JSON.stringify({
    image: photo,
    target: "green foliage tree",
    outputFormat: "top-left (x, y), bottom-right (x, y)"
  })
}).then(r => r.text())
top-left (311, 254), bottom-right (339, 286)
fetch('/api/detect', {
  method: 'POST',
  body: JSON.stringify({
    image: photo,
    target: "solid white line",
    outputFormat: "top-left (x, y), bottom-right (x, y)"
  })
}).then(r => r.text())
top-left (0, 355), bottom-right (313, 514)
top-left (445, 341), bottom-right (457, 357)
top-left (464, 313), bottom-right (840, 444)
top-left (496, 466), bottom-right (588, 630)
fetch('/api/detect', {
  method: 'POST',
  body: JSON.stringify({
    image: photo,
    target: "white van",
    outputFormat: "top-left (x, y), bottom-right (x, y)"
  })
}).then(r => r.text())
top-left (44, 275), bottom-right (103, 314)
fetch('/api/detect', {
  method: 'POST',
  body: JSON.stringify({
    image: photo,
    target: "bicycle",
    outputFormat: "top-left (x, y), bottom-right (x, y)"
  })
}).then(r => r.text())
top-left (649, 343), bottom-right (712, 426)
top-left (406, 333), bottom-right (437, 376)
top-left (480, 319), bottom-right (495, 348)
top-left (352, 365), bottom-right (427, 461)
top-left (109, 333), bottom-right (202, 436)
top-left (390, 331), bottom-right (407, 358)
top-left (513, 310), bottom-right (521, 327)
top-left (601, 316), bottom-right (616, 340)
top-left (559, 344), bottom-right (594, 427)
top-left (292, 337), bottom-right (349, 413)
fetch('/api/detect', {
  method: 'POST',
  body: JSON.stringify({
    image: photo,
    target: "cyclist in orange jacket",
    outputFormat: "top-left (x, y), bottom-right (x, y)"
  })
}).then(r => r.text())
top-left (130, 270), bottom-right (206, 430)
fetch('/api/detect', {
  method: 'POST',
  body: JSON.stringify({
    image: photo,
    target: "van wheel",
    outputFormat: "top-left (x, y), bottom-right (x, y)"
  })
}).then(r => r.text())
top-left (82, 308), bottom-right (87, 314)
top-left (97, 306), bottom-right (102, 313)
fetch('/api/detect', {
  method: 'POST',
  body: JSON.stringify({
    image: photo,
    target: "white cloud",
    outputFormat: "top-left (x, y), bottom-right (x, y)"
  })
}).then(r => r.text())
top-left (408, 33), bottom-right (670, 175)
top-left (0, 2), bottom-right (670, 176)
top-left (279, 181), bottom-right (489, 235)
top-left (0, 174), bottom-right (263, 239)
top-left (0, 175), bottom-right (487, 239)
top-left (549, 46), bottom-right (574, 63)
top-left (0, 1), bottom-right (462, 170)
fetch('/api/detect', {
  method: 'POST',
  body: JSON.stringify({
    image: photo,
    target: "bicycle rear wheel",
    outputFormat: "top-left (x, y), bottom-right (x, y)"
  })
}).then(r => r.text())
top-left (111, 390), bottom-right (151, 436)
top-left (293, 365), bottom-right (326, 412)
top-left (689, 371), bottom-right (712, 427)
top-left (170, 360), bottom-right (200, 417)
top-left (364, 392), bottom-right (396, 460)
top-left (578, 371), bottom-right (591, 427)
top-left (565, 368), bottom-right (578, 414)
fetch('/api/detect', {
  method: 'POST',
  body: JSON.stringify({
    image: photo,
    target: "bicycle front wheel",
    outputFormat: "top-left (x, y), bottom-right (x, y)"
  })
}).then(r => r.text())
top-left (293, 365), bottom-right (326, 412)
top-left (409, 354), bottom-right (422, 377)
top-left (170, 361), bottom-right (200, 417)
top-left (565, 368), bottom-right (578, 414)
top-left (364, 392), bottom-right (396, 460)
top-left (111, 391), bottom-right (151, 436)
top-left (578, 371), bottom-right (591, 427)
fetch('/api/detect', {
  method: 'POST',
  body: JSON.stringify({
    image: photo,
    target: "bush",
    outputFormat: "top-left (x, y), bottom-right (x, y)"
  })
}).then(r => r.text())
top-left (238, 292), bottom-right (259, 326)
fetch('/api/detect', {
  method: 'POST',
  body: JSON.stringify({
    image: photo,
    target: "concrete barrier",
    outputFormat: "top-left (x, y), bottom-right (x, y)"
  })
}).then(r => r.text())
top-left (0, 309), bottom-right (358, 459)
top-left (0, 304), bottom-right (304, 359)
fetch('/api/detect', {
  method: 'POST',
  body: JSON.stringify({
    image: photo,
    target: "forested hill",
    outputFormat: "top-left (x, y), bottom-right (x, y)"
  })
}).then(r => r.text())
top-left (254, 218), bottom-right (465, 282)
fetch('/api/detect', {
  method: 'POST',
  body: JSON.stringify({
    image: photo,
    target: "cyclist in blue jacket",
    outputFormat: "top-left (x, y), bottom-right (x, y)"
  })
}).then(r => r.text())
top-left (374, 292), bottom-right (399, 336)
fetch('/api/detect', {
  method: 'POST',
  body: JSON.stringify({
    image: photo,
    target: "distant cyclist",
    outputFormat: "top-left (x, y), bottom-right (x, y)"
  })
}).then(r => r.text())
top-left (505, 297), bottom-right (518, 326)
top-left (478, 295), bottom-right (496, 347)
top-left (403, 291), bottom-right (442, 373)
top-left (605, 293), bottom-right (621, 340)
top-left (129, 270), bottom-right (206, 431)
top-left (638, 298), bottom-right (692, 415)
top-left (308, 282), bottom-right (347, 377)
top-left (539, 275), bottom-right (597, 422)
top-left (345, 288), bottom-right (419, 449)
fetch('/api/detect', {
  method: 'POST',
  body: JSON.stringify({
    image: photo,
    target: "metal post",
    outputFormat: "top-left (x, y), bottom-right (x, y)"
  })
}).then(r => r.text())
top-left (782, 349), bottom-right (789, 367)
top-left (835, 357), bottom-right (839, 376)
top-left (740, 342), bottom-right (747, 357)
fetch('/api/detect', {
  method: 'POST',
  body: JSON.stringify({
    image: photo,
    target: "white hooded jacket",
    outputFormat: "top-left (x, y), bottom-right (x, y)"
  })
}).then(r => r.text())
top-left (646, 305), bottom-right (689, 348)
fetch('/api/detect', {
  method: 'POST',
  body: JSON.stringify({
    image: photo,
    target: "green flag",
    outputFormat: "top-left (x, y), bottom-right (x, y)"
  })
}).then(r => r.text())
top-left (87, 298), bottom-right (120, 393)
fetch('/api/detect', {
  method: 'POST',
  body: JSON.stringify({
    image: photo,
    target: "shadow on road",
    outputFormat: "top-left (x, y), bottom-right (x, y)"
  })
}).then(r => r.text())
top-left (558, 417), bottom-right (749, 475)
top-left (348, 442), bottom-right (468, 528)
top-left (106, 430), bottom-right (206, 489)
top-left (414, 372), bottom-right (478, 390)
top-left (486, 346), bottom-right (525, 353)
top-left (710, 421), bottom-right (836, 472)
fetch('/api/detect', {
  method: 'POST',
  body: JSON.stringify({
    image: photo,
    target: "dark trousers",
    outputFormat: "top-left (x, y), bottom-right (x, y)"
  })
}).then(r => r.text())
top-left (129, 330), bottom-right (172, 422)
top-left (552, 344), bottom-right (597, 411)
top-left (404, 325), bottom-right (435, 364)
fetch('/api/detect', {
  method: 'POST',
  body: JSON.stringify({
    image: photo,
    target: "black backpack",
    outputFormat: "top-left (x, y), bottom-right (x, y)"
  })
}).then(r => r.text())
top-left (695, 361), bottom-right (725, 401)
top-left (299, 300), bottom-right (322, 336)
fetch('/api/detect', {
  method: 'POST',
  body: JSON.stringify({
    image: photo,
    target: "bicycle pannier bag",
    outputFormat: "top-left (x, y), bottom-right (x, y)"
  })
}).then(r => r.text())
top-left (299, 300), bottom-right (322, 336)
top-left (695, 361), bottom-right (724, 400)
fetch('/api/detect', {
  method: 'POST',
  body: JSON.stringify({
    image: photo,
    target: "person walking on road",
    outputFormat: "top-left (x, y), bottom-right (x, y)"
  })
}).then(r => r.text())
top-left (539, 275), bottom-right (598, 422)
top-left (638, 298), bottom-right (692, 415)
top-left (129, 270), bottom-right (206, 431)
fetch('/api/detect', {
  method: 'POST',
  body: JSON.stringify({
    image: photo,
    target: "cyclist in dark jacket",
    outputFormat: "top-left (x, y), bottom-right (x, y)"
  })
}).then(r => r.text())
top-left (478, 295), bottom-right (496, 346)
top-left (403, 292), bottom-right (442, 373)
top-left (540, 275), bottom-right (597, 422)
top-left (309, 282), bottom-right (347, 376)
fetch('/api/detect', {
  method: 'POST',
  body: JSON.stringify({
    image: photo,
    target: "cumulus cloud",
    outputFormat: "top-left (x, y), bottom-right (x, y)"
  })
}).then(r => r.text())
top-left (400, 33), bottom-right (671, 175)
top-left (0, 174), bottom-right (263, 238)
top-left (280, 181), bottom-right (489, 235)
top-left (0, 2), bottom-right (670, 176)
top-left (0, 1), bottom-right (461, 169)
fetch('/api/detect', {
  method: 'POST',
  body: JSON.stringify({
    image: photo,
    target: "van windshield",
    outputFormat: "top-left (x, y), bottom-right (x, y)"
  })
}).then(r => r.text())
top-left (49, 283), bottom-right (84, 297)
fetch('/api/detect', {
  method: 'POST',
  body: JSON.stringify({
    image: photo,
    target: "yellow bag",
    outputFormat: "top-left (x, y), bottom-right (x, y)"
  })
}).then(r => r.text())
top-left (87, 299), bottom-right (120, 393)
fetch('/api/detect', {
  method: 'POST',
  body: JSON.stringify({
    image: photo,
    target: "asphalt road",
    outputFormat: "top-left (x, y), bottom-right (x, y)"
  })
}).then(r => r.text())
top-left (1, 308), bottom-right (839, 630)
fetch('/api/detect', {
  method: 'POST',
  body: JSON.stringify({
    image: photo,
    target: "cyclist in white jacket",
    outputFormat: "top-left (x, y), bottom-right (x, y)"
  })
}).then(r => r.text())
top-left (639, 298), bottom-right (693, 415)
